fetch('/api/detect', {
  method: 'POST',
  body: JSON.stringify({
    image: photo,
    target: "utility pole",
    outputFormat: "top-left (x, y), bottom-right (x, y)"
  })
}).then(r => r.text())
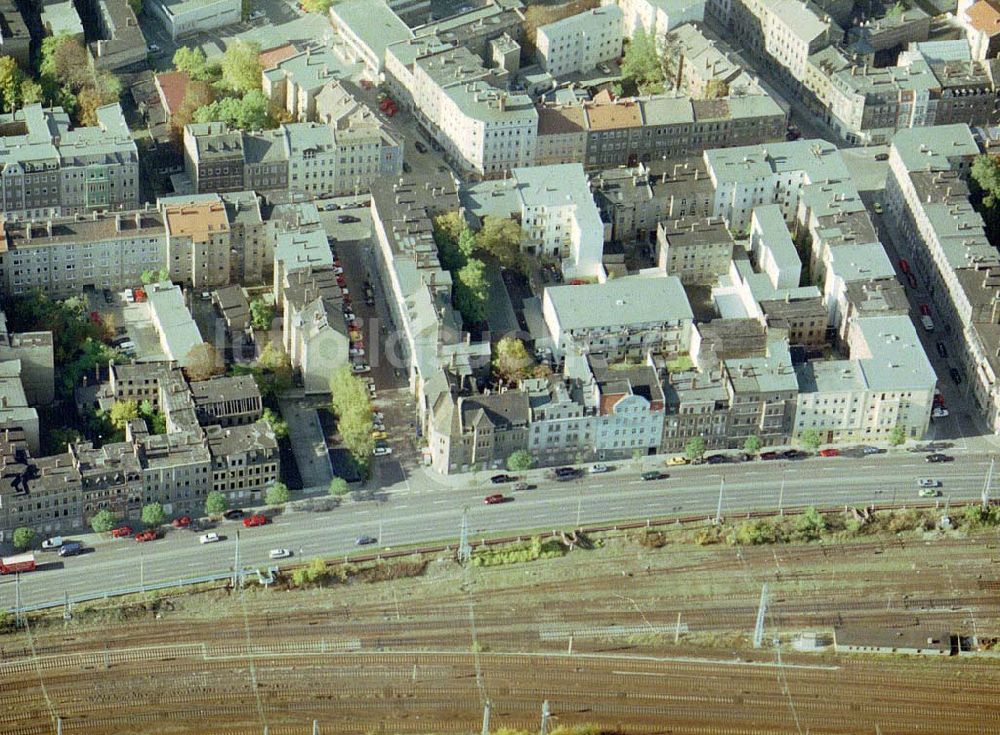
top-left (778, 467), bottom-right (786, 517)
top-left (982, 456), bottom-right (994, 512)
top-left (233, 529), bottom-right (241, 588)
top-left (139, 551), bottom-right (145, 593)
top-left (575, 496), bottom-right (582, 528)
top-left (715, 476), bottom-right (725, 525)
top-left (540, 700), bottom-right (551, 735)
top-left (481, 700), bottom-right (491, 735)
top-left (753, 583), bottom-right (769, 648)
top-left (312, 720), bottom-right (319, 735)
top-left (14, 572), bottom-right (22, 627)
top-left (63, 591), bottom-right (72, 621)
top-left (458, 507), bottom-right (471, 565)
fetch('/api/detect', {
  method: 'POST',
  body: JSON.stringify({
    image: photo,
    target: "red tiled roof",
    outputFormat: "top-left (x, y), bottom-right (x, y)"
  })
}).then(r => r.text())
top-left (154, 71), bottom-right (190, 118)
top-left (260, 43), bottom-right (299, 70)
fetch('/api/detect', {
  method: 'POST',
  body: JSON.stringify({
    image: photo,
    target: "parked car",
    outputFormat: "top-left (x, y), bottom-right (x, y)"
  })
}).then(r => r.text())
top-left (135, 530), bottom-right (158, 542)
top-left (874, 153), bottom-right (889, 162)
top-left (936, 342), bottom-right (948, 358)
top-left (351, 363), bottom-right (371, 374)
top-left (949, 367), bottom-right (962, 384)
top-left (147, 43), bottom-right (160, 53)
top-left (589, 463), bottom-right (610, 474)
top-left (641, 471), bottom-right (667, 481)
top-left (171, 515), bottom-right (191, 528)
top-left (899, 258), bottom-right (910, 274)
top-left (269, 548), bottom-right (292, 559)
top-left (484, 493), bottom-right (507, 505)
top-left (371, 430), bottom-right (388, 441)
top-left (665, 456), bottom-right (689, 466)
top-left (355, 535), bottom-right (377, 545)
top-left (704, 454), bottom-right (727, 464)
top-left (414, 141), bottom-right (428, 153)
top-left (919, 303), bottom-right (931, 316)
top-left (490, 474), bottom-right (515, 484)
top-left (199, 533), bottom-right (221, 544)
top-left (819, 448), bottom-right (840, 457)
top-left (249, 9), bottom-right (265, 19)
top-left (373, 443), bottom-right (392, 456)
top-left (873, 202), bottom-right (883, 214)
top-left (513, 482), bottom-right (532, 491)
top-left (58, 541), bottom-right (83, 557)
top-left (759, 451), bottom-right (780, 460)
top-left (111, 526), bottom-right (133, 538)
top-left (932, 407), bottom-right (950, 419)
top-left (926, 453), bottom-right (953, 463)
top-left (242, 514), bottom-right (267, 528)
top-left (41, 536), bottom-right (63, 550)
top-left (338, 215), bottom-right (360, 224)
top-left (782, 449), bottom-right (809, 460)
top-left (223, 509), bottom-right (244, 520)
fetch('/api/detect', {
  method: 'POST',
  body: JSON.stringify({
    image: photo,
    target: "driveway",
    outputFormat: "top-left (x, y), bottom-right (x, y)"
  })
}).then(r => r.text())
top-left (279, 397), bottom-right (334, 489)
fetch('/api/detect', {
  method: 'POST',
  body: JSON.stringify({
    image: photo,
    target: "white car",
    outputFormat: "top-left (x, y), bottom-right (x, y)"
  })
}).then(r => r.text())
top-left (589, 463), bottom-right (610, 474)
top-left (147, 43), bottom-right (160, 53)
top-left (269, 548), bottom-right (292, 559)
top-left (917, 478), bottom-right (941, 488)
top-left (932, 407), bottom-right (950, 419)
top-left (199, 532), bottom-right (221, 544)
top-left (373, 445), bottom-right (392, 456)
top-left (249, 10), bottom-right (265, 19)
top-left (351, 363), bottom-right (371, 374)
top-left (41, 536), bottom-right (63, 550)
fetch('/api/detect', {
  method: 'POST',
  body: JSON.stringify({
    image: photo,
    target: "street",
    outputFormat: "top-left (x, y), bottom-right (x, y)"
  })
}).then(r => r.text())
top-left (3, 449), bottom-right (995, 610)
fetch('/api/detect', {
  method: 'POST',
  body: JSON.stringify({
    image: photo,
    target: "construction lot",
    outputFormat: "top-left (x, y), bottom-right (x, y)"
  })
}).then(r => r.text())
top-left (3, 520), bottom-right (1000, 735)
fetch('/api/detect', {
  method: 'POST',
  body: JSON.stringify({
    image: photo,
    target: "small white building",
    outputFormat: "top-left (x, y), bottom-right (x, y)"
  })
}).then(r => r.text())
top-left (150, 0), bottom-right (241, 39)
top-left (536, 6), bottom-right (622, 77)
top-left (146, 281), bottom-right (204, 367)
top-left (749, 205), bottom-right (799, 290)
top-left (608, 0), bottom-right (706, 36)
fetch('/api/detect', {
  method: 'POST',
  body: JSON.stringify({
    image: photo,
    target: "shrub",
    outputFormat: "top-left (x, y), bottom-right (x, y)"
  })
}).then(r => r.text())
top-left (90, 509), bottom-right (117, 533)
top-left (12, 526), bottom-right (35, 551)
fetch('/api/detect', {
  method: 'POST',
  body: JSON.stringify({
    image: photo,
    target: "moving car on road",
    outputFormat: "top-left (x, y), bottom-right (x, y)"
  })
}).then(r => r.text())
top-left (242, 514), bottom-right (268, 528)
top-left (484, 494), bottom-right (508, 504)
top-left (269, 548), bottom-right (292, 559)
top-left (513, 482), bottom-right (533, 491)
top-left (41, 536), bottom-right (63, 550)
top-left (926, 453), bottom-right (953, 463)
top-left (919, 488), bottom-right (940, 498)
top-left (641, 471), bottom-right (667, 481)
top-left (355, 535), bottom-right (377, 545)
top-left (58, 542), bottom-right (83, 557)
top-left (918, 478), bottom-right (941, 488)
top-left (589, 463), bottom-right (610, 474)
top-left (490, 474), bottom-right (516, 484)
top-left (199, 533), bottom-right (221, 544)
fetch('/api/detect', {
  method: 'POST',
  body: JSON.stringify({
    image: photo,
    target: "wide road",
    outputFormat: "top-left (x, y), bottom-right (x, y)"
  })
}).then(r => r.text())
top-left (2, 450), bottom-right (993, 610)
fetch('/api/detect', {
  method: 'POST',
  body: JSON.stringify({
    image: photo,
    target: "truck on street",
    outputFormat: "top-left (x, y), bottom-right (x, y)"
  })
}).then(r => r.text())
top-left (0, 553), bottom-right (36, 574)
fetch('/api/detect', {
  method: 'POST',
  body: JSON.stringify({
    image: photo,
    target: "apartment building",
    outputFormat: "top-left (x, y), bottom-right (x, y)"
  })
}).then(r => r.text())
top-left (86, 0), bottom-right (148, 70)
top-left (0, 103), bottom-right (138, 222)
top-left (463, 163), bottom-right (605, 278)
top-left (610, 0), bottom-right (706, 36)
top-left (183, 122), bottom-right (245, 194)
top-left (543, 276), bottom-right (693, 359)
top-left (662, 22), bottom-right (756, 99)
top-left (963, 0), bottom-right (1000, 61)
top-left (205, 422), bottom-right (279, 498)
top-left (535, 88), bottom-right (786, 171)
top-left (657, 217), bottom-right (733, 285)
top-left (723, 339), bottom-right (799, 446)
top-left (428, 390), bottom-right (530, 473)
top-left (884, 124), bottom-right (1000, 430)
top-left (146, 281), bottom-right (204, 367)
top-left (282, 266), bottom-right (350, 394)
top-left (273, 228), bottom-right (333, 309)
top-left (162, 198), bottom-right (232, 288)
top-left (536, 6), bottom-right (622, 77)
top-left (370, 174), bottom-right (491, 422)
top-left (262, 42), bottom-right (349, 122)
top-left (242, 128), bottom-right (290, 194)
top-left (0, 210), bottom-right (165, 298)
top-left (150, 0), bottom-right (240, 39)
top-left (383, 38), bottom-right (536, 178)
top-left (190, 375), bottom-right (262, 427)
top-left (586, 355), bottom-right (666, 459)
top-left (725, 0), bottom-right (843, 82)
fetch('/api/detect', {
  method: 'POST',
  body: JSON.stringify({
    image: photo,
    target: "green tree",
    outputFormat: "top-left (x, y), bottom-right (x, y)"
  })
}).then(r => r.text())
top-left (172, 79), bottom-right (215, 137)
top-left (261, 407), bottom-right (289, 440)
top-left (19, 79), bottom-right (42, 105)
top-left (684, 436), bottom-right (707, 461)
top-left (265, 482), bottom-right (290, 506)
top-left (507, 449), bottom-right (533, 472)
top-left (798, 429), bottom-right (822, 451)
top-left (257, 342), bottom-right (294, 396)
top-left (301, 0), bottom-right (332, 11)
top-left (184, 342), bottom-right (223, 382)
top-left (141, 502), bottom-right (165, 528)
top-left (12, 527), bottom-right (35, 551)
top-left (90, 509), bottom-right (118, 533)
top-left (621, 28), bottom-right (664, 92)
top-left (454, 258), bottom-right (488, 324)
top-left (249, 298), bottom-right (275, 331)
top-left (205, 491), bottom-right (227, 516)
top-left (329, 365), bottom-right (374, 467)
top-left (138, 400), bottom-right (166, 434)
top-left (972, 154), bottom-right (1000, 208)
top-left (172, 46), bottom-right (213, 81)
top-left (193, 90), bottom-right (270, 130)
top-left (108, 400), bottom-right (139, 430)
top-left (0, 56), bottom-right (24, 112)
top-left (458, 226), bottom-right (477, 259)
top-left (743, 435), bottom-right (761, 457)
top-left (493, 336), bottom-right (534, 384)
top-left (220, 40), bottom-right (262, 94)
top-left (39, 35), bottom-right (91, 93)
top-left (47, 427), bottom-right (82, 454)
top-left (328, 477), bottom-right (350, 496)
top-left (127, 0), bottom-right (142, 14)
top-left (888, 424), bottom-right (907, 446)
top-left (794, 506), bottom-right (826, 541)
top-left (476, 216), bottom-right (522, 267)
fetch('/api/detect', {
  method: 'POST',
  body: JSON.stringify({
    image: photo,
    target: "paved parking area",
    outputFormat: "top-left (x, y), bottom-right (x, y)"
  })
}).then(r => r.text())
top-left (279, 397), bottom-right (334, 489)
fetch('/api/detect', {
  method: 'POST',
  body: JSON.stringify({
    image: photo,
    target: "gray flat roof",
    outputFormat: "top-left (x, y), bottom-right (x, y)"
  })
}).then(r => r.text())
top-left (546, 275), bottom-right (693, 331)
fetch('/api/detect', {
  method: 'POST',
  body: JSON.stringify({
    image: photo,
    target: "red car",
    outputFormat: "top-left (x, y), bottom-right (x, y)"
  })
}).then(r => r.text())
top-left (171, 515), bottom-right (191, 528)
top-left (336, 276), bottom-right (347, 287)
top-left (135, 530), bottom-right (158, 543)
top-left (899, 258), bottom-right (910, 274)
top-left (242, 514), bottom-right (268, 528)
top-left (907, 273), bottom-right (918, 289)
top-left (111, 525), bottom-right (133, 538)
top-left (484, 494), bottom-right (507, 505)
top-left (819, 448), bottom-right (840, 457)
top-left (920, 303), bottom-right (931, 316)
